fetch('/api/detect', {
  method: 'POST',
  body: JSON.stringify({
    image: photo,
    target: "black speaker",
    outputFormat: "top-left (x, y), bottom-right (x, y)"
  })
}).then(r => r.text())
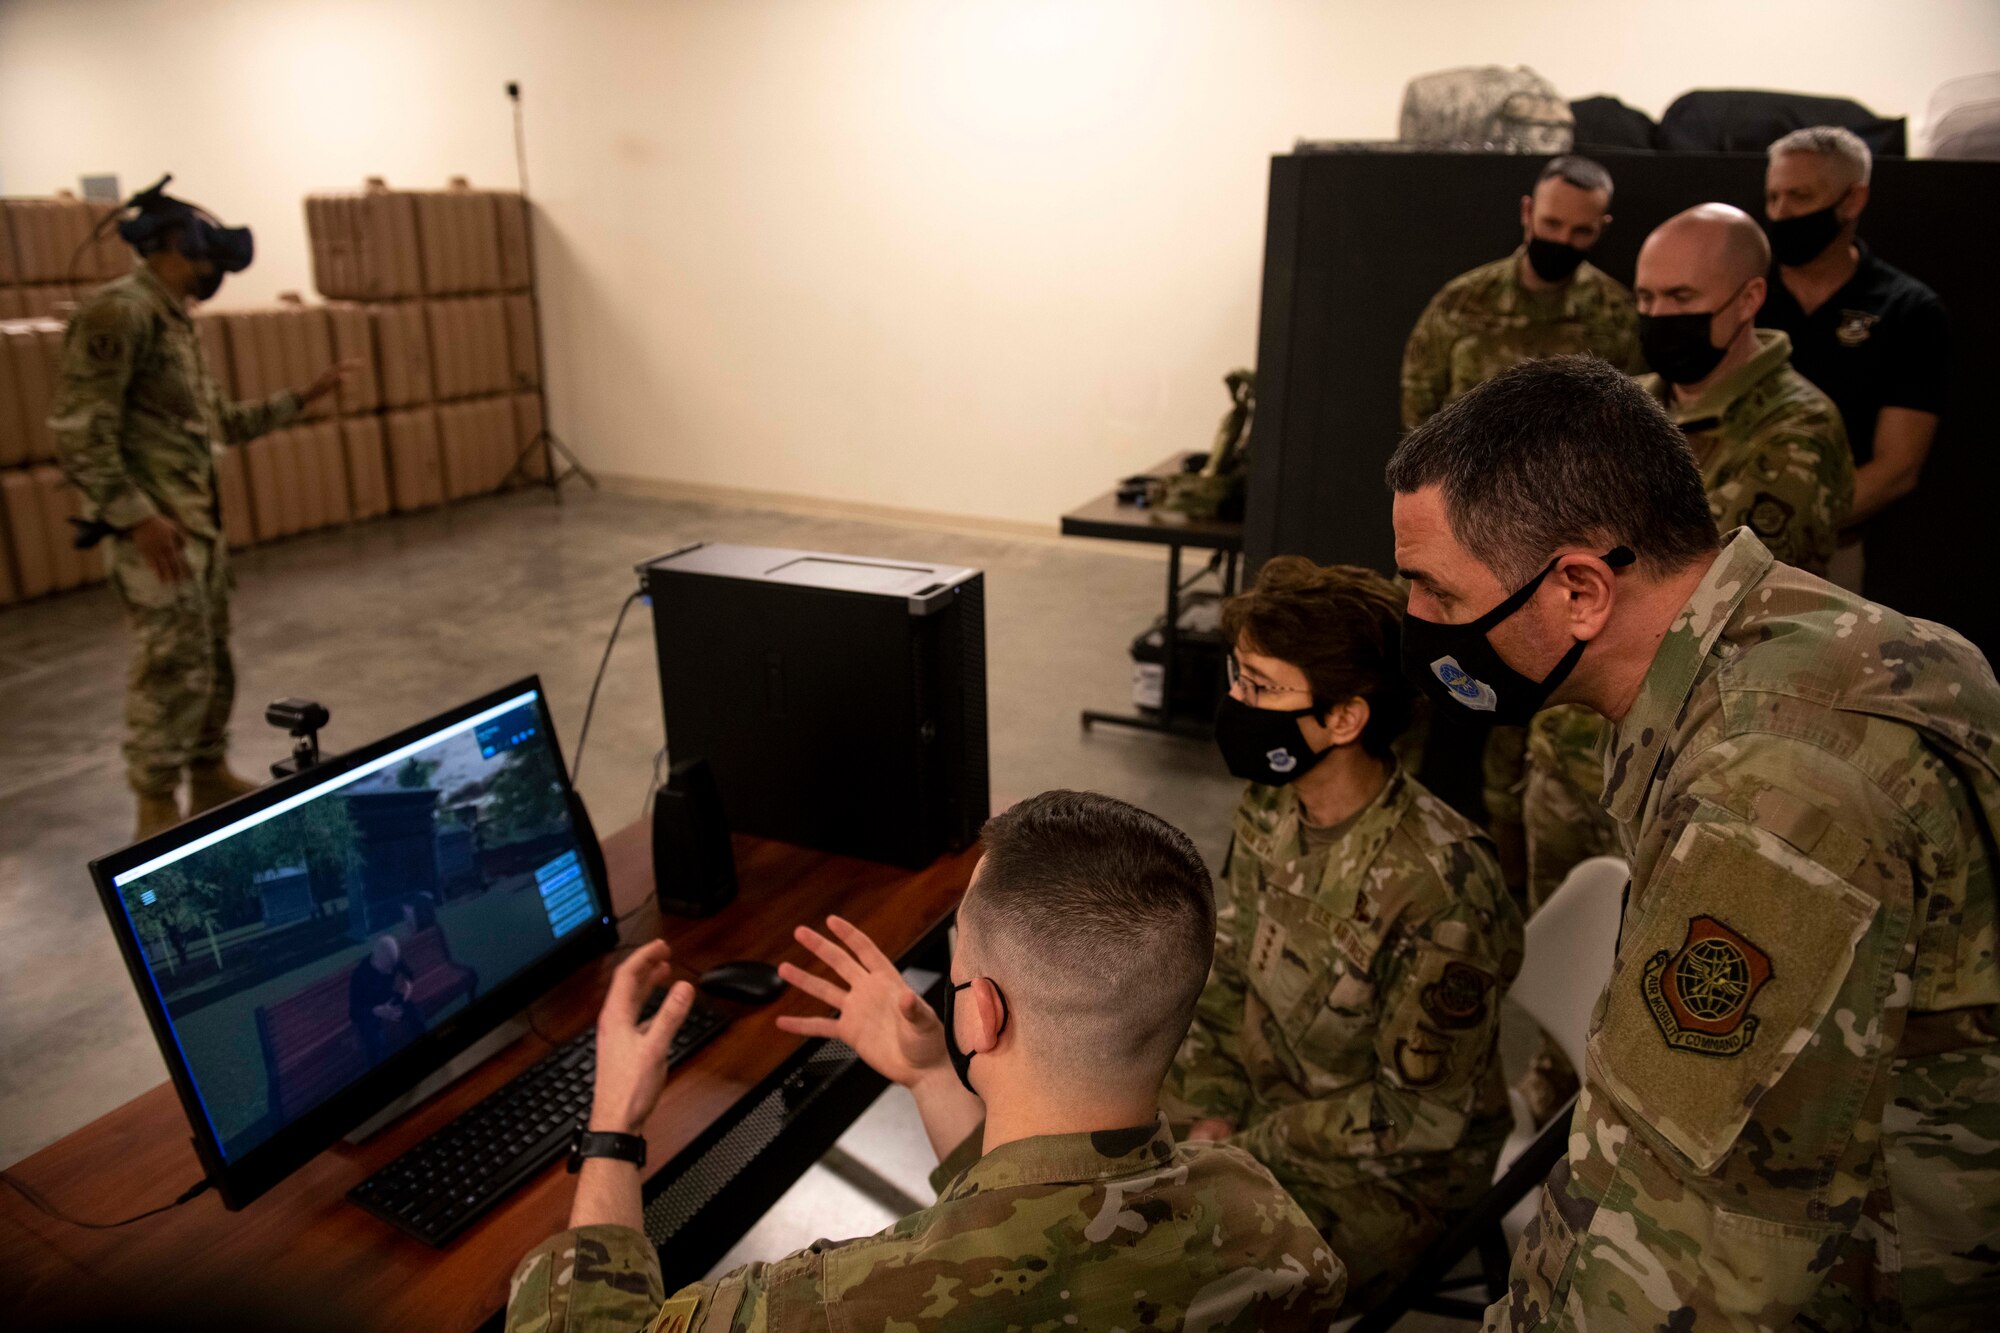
top-left (652, 758), bottom-right (738, 918)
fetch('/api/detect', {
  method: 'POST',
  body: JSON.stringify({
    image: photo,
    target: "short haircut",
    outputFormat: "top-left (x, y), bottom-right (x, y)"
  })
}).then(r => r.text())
top-left (1221, 559), bottom-right (1411, 759)
top-left (1769, 125), bottom-right (1872, 187)
top-left (965, 791), bottom-right (1215, 1095)
top-left (1536, 154), bottom-right (1614, 203)
top-left (1384, 356), bottom-right (1718, 586)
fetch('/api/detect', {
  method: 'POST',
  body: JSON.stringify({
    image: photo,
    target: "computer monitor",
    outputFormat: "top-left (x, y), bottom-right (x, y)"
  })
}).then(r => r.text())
top-left (89, 677), bottom-right (616, 1209)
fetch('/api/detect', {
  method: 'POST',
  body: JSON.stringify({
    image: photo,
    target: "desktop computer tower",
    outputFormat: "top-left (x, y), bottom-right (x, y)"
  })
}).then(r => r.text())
top-left (639, 544), bottom-right (989, 868)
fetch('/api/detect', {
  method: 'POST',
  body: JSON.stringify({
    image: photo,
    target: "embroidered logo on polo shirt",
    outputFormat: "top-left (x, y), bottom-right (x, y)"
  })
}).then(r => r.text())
top-left (1836, 309), bottom-right (1880, 347)
top-left (1642, 914), bottom-right (1773, 1056)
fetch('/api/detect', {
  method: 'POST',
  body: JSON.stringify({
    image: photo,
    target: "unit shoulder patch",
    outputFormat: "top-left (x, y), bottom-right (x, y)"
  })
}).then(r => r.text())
top-left (1641, 914), bottom-right (1774, 1057)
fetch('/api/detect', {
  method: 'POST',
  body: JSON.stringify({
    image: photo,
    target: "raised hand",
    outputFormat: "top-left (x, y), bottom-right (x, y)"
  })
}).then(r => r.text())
top-left (590, 940), bottom-right (694, 1135)
top-left (775, 915), bottom-right (946, 1088)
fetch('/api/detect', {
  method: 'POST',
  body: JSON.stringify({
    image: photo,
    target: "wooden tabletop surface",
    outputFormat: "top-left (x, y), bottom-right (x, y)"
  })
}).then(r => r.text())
top-left (0, 820), bottom-right (976, 1329)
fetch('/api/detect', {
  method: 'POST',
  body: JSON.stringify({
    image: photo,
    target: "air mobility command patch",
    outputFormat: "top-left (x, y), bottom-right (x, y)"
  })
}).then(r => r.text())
top-left (1642, 914), bottom-right (1773, 1057)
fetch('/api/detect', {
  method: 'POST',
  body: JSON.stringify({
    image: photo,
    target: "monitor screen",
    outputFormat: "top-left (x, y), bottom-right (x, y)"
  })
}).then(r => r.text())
top-left (95, 682), bottom-right (611, 1184)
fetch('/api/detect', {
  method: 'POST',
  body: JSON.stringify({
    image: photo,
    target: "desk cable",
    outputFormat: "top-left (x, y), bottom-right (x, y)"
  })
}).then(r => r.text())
top-left (1, 1169), bottom-right (210, 1229)
top-left (569, 588), bottom-right (646, 787)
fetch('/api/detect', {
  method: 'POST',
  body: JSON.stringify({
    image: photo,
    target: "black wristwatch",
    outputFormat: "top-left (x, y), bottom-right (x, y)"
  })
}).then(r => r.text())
top-left (567, 1125), bottom-right (647, 1173)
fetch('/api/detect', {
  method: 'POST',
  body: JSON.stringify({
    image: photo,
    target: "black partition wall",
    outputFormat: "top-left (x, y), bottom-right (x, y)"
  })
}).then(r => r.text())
top-left (1245, 149), bottom-right (1999, 659)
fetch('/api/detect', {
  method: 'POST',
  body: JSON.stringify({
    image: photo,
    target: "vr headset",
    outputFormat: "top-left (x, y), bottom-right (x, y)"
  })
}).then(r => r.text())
top-left (108, 174), bottom-right (254, 298)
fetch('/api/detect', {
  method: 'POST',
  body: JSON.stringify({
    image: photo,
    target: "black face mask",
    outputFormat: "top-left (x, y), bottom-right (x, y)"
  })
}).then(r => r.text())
top-left (1767, 195), bottom-right (1847, 268)
top-left (1401, 546), bottom-right (1634, 726)
top-left (942, 977), bottom-right (1007, 1096)
top-left (1525, 235), bottom-right (1588, 283)
top-left (1213, 693), bottom-right (1329, 786)
top-left (1637, 276), bottom-right (1759, 388)
top-left (190, 265), bottom-right (225, 302)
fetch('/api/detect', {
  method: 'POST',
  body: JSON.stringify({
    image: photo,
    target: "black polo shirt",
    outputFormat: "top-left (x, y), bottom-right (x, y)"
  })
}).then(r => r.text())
top-left (1759, 241), bottom-right (1950, 467)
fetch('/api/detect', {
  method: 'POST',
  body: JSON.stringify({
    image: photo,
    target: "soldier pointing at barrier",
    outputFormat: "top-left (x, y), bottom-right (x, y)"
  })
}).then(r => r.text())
top-left (49, 177), bottom-right (357, 841)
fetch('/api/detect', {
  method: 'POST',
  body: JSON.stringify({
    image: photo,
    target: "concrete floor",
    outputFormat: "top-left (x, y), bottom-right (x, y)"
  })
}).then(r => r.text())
top-left (0, 487), bottom-right (1476, 1325)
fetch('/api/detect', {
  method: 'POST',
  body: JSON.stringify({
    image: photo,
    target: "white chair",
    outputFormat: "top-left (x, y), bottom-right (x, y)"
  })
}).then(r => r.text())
top-left (1350, 855), bottom-right (1629, 1332)
top-left (1494, 855), bottom-right (1629, 1242)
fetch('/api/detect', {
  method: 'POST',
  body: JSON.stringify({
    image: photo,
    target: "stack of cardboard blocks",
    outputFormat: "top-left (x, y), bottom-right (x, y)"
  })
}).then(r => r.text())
top-left (304, 176), bottom-right (545, 512)
top-left (0, 175), bottom-right (546, 607)
top-left (0, 191), bottom-right (129, 604)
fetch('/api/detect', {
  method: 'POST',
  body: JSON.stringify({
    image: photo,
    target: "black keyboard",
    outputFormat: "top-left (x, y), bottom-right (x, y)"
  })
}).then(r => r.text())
top-left (349, 994), bottom-right (729, 1246)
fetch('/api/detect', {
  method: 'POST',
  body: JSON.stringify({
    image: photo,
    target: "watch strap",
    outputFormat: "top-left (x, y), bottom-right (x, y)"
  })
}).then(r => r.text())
top-left (567, 1127), bottom-right (647, 1172)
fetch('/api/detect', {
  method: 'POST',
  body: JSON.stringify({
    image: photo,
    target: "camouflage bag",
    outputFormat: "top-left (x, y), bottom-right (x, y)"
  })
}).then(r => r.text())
top-left (1161, 368), bottom-right (1253, 522)
top-left (1399, 65), bottom-right (1575, 153)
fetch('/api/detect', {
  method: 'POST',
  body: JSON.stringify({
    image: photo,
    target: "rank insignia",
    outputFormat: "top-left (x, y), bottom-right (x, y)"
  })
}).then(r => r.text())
top-left (1642, 914), bottom-right (1773, 1056)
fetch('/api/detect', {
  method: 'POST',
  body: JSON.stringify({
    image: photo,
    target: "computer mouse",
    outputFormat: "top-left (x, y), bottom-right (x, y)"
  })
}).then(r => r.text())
top-left (698, 960), bottom-right (787, 1006)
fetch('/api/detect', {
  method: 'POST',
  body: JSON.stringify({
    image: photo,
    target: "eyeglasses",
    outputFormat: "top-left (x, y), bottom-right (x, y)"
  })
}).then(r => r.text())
top-left (1226, 654), bottom-right (1313, 708)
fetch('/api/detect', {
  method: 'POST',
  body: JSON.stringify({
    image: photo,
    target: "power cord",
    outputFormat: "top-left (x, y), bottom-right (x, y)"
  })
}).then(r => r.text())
top-left (2, 1169), bottom-right (210, 1229)
top-left (569, 588), bottom-right (644, 786)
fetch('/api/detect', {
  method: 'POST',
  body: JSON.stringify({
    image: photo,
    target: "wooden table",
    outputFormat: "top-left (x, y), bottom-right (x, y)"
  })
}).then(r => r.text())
top-left (1060, 451), bottom-right (1245, 737)
top-left (0, 821), bottom-right (976, 1330)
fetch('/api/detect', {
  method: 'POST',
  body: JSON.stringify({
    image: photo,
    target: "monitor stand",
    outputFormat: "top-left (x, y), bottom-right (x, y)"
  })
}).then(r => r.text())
top-left (344, 1017), bottom-right (532, 1145)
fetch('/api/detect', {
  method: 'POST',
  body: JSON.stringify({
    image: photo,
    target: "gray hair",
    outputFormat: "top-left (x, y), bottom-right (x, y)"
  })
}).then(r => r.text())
top-left (1385, 356), bottom-right (1719, 587)
top-left (1769, 126), bottom-right (1872, 187)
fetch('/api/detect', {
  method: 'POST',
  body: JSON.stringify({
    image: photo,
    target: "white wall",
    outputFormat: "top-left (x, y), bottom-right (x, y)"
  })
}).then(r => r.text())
top-left (4, 0), bottom-right (1996, 527)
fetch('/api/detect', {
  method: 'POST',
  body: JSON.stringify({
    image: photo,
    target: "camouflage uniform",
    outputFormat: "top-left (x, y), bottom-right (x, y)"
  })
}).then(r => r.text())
top-left (506, 1116), bottom-right (1345, 1331)
top-left (1490, 529), bottom-right (2000, 1331)
top-left (50, 267), bottom-right (299, 797)
top-left (1519, 328), bottom-right (1857, 913)
top-left (1162, 767), bottom-right (1523, 1314)
top-left (1400, 248), bottom-right (1642, 431)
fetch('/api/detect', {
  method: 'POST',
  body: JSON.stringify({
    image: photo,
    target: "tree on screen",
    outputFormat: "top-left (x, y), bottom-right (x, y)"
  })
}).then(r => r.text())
top-left (483, 742), bottom-right (566, 845)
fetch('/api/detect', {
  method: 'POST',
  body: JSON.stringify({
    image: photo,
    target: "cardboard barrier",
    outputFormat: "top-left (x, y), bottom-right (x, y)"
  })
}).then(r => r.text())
top-left (502, 294), bottom-right (540, 390)
top-left (17, 284), bottom-right (75, 321)
top-left (5, 195), bottom-right (125, 284)
top-left (324, 303), bottom-right (381, 415)
top-left (0, 328), bottom-right (31, 467)
top-left (274, 296), bottom-right (336, 422)
top-left (0, 204), bottom-right (17, 285)
top-left (437, 396), bottom-right (519, 500)
top-left (2, 323), bottom-right (64, 465)
top-left (426, 296), bottom-right (510, 401)
top-left (0, 496), bottom-right (18, 604)
top-left (304, 183), bottom-right (425, 300)
top-left (215, 444), bottom-right (257, 550)
top-left (2, 468), bottom-right (52, 598)
top-left (416, 180), bottom-right (504, 296)
top-left (342, 416), bottom-right (391, 520)
top-left (383, 407), bottom-right (445, 511)
top-left (510, 391), bottom-right (547, 481)
top-left (192, 312), bottom-right (234, 398)
top-left (370, 302), bottom-right (434, 407)
top-left (33, 465), bottom-right (104, 592)
top-left (491, 192), bottom-right (532, 291)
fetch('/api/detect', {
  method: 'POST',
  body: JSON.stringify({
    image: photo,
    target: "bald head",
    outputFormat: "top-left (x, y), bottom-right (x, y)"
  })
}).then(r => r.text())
top-left (370, 935), bottom-right (401, 971)
top-left (1635, 204), bottom-right (1770, 318)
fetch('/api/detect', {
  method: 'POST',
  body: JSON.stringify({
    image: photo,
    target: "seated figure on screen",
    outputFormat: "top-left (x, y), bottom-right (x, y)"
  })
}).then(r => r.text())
top-left (1163, 558), bottom-right (1522, 1315)
top-left (349, 934), bottom-right (424, 1063)
top-left (507, 791), bottom-right (1347, 1332)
